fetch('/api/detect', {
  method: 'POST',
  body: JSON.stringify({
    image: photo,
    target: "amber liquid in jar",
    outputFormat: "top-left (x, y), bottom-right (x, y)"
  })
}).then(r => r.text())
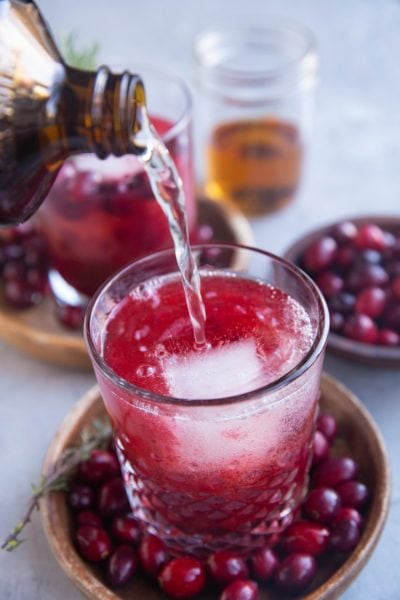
top-left (205, 118), bottom-right (303, 217)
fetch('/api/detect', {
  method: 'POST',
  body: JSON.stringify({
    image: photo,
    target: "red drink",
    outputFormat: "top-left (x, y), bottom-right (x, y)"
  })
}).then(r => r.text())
top-left (88, 253), bottom-right (328, 555)
top-left (104, 274), bottom-right (313, 396)
top-left (36, 116), bottom-right (195, 297)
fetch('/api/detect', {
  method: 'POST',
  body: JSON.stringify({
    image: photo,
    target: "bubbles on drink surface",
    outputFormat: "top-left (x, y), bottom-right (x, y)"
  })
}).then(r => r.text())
top-left (104, 273), bottom-right (314, 400)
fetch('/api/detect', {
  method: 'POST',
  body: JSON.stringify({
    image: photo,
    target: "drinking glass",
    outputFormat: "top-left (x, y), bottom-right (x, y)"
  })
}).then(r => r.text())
top-left (85, 244), bottom-right (329, 555)
top-left (35, 64), bottom-right (194, 302)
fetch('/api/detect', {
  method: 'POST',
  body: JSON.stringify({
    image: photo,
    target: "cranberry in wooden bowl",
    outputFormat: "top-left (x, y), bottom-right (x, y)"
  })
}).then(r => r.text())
top-left (39, 374), bottom-right (390, 599)
top-left (284, 216), bottom-right (400, 366)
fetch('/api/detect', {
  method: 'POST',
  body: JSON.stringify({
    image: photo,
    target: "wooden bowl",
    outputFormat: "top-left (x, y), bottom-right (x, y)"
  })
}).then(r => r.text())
top-left (283, 215), bottom-right (400, 366)
top-left (0, 197), bottom-right (253, 369)
top-left (40, 373), bottom-right (390, 600)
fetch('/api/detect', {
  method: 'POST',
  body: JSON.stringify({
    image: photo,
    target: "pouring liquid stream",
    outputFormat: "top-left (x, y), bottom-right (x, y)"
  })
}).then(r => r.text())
top-left (133, 107), bottom-right (207, 350)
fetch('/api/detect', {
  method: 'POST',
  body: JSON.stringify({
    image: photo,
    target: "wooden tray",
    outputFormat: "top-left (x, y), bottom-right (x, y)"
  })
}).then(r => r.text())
top-left (284, 215), bottom-right (400, 366)
top-left (0, 198), bottom-right (253, 369)
top-left (40, 373), bottom-right (390, 600)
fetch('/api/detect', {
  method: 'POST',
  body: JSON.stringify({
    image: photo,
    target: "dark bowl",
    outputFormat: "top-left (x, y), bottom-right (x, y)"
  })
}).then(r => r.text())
top-left (283, 215), bottom-right (400, 366)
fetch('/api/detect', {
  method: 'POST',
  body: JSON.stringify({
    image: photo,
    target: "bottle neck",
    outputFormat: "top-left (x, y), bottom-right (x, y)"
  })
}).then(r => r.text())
top-left (63, 66), bottom-right (147, 159)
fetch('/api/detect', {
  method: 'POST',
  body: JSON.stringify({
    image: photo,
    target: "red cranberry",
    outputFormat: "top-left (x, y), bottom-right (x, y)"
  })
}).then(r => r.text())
top-left (382, 304), bottom-right (400, 332)
top-left (107, 544), bottom-right (137, 586)
top-left (138, 535), bottom-right (169, 578)
top-left (334, 507), bottom-right (363, 527)
top-left (330, 221), bottom-right (357, 244)
top-left (68, 484), bottom-right (94, 511)
top-left (336, 480), bottom-right (369, 509)
top-left (387, 260), bottom-right (400, 278)
top-left (208, 551), bottom-right (249, 586)
top-left (3, 279), bottom-right (42, 309)
top-left (75, 525), bottom-right (111, 562)
top-left (377, 329), bottom-right (400, 346)
top-left (354, 249), bottom-right (382, 267)
top-left (79, 450), bottom-right (120, 486)
top-left (354, 224), bottom-right (386, 251)
top-left (392, 236), bottom-right (400, 255)
top-left (343, 314), bottom-right (378, 344)
top-left (346, 264), bottom-right (388, 291)
top-left (313, 457), bottom-right (357, 488)
top-left (329, 311), bottom-right (345, 333)
top-left (315, 271), bottom-right (343, 298)
top-left (110, 514), bottom-right (141, 544)
top-left (316, 413), bottom-right (338, 441)
top-left (383, 231), bottom-right (397, 251)
top-left (280, 521), bottom-right (330, 557)
top-left (55, 303), bottom-right (85, 329)
top-left (303, 236), bottom-right (337, 273)
top-left (26, 266), bottom-right (48, 291)
top-left (335, 246), bottom-right (356, 270)
top-left (250, 547), bottom-right (278, 581)
top-left (355, 287), bottom-right (386, 318)
top-left (274, 553), bottom-right (316, 594)
top-left (329, 292), bottom-right (356, 314)
top-left (3, 259), bottom-right (25, 281)
top-left (391, 276), bottom-right (400, 300)
top-left (303, 488), bottom-right (341, 524)
top-left (220, 580), bottom-right (258, 600)
top-left (159, 557), bottom-right (206, 599)
top-left (330, 518), bottom-right (361, 552)
top-left (312, 431), bottom-right (330, 466)
top-left (97, 477), bottom-right (129, 517)
top-left (24, 246), bottom-right (45, 268)
top-left (76, 510), bottom-right (103, 528)
top-left (4, 242), bottom-right (24, 260)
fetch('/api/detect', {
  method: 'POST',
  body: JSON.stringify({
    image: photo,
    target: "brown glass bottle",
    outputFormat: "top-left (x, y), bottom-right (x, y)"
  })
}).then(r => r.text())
top-left (0, 0), bottom-right (147, 225)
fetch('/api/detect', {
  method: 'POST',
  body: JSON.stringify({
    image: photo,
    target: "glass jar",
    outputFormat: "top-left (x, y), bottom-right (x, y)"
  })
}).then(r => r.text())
top-left (194, 23), bottom-right (318, 217)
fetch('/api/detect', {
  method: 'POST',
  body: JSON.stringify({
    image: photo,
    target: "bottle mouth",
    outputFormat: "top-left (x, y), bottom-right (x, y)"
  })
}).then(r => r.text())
top-left (103, 60), bottom-right (193, 144)
top-left (194, 22), bottom-right (318, 101)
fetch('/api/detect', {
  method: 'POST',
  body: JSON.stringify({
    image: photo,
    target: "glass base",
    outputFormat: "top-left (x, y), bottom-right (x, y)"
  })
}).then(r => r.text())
top-left (48, 269), bottom-right (89, 308)
top-left (118, 447), bottom-right (307, 557)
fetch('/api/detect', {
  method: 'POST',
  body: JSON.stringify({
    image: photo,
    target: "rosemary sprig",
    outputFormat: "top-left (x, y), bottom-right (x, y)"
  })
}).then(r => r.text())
top-left (62, 31), bottom-right (100, 70)
top-left (2, 418), bottom-right (112, 552)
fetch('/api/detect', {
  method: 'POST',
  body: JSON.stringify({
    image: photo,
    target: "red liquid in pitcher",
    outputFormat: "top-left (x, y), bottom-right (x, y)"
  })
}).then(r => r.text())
top-left (36, 116), bottom-right (195, 297)
top-left (98, 272), bottom-right (320, 554)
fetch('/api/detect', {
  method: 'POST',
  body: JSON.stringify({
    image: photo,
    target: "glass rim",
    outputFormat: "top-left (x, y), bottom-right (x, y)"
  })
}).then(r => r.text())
top-left (193, 21), bottom-right (317, 85)
top-left (84, 243), bottom-right (329, 408)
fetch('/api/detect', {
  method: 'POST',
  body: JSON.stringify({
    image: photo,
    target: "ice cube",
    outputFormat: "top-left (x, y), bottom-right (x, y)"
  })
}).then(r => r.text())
top-left (164, 339), bottom-right (265, 400)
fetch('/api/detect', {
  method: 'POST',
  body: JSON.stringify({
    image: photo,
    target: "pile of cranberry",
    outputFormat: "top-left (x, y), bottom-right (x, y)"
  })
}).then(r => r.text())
top-left (298, 221), bottom-right (400, 346)
top-left (0, 225), bottom-right (86, 328)
top-left (0, 226), bottom-right (49, 310)
top-left (67, 412), bottom-right (368, 599)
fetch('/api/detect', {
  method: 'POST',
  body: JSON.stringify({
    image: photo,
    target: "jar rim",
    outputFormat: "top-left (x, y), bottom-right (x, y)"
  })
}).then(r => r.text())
top-left (194, 22), bottom-right (317, 87)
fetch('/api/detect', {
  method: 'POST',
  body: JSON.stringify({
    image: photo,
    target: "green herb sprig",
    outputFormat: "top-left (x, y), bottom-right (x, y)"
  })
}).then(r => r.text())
top-left (62, 31), bottom-right (100, 70)
top-left (2, 418), bottom-right (111, 552)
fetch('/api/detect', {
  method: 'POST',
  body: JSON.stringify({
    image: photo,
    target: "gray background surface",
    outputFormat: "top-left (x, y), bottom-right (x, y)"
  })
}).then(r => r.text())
top-left (1, 1), bottom-right (400, 598)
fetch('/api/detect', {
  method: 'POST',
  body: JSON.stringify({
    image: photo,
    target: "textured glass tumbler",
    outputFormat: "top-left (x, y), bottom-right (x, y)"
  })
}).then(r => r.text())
top-left (85, 244), bottom-right (328, 556)
top-left (36, 64), bottom-right (195, 301)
